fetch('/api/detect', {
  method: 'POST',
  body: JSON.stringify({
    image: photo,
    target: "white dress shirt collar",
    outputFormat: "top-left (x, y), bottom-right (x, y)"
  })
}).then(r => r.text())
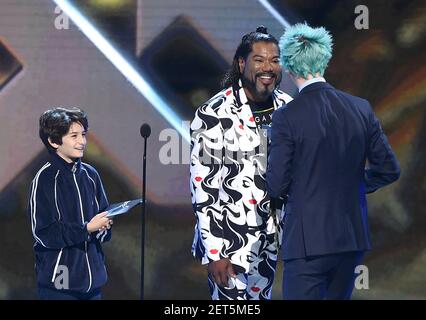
top-left (298, 77), bottom-right (326, 92)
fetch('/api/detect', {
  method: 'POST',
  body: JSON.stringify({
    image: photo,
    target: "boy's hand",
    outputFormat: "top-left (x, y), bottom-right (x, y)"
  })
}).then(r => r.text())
top-left (87, 212), bottom-right (113, 233)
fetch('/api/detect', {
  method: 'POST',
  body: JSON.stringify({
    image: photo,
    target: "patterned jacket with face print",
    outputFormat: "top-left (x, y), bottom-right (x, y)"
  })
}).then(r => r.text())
top-left (190, 81), bottom-right (292, 273)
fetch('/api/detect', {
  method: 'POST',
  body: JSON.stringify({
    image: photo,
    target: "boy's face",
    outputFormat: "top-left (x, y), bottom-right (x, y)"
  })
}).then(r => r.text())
top-left (49, 122), bottom-right (87, 163)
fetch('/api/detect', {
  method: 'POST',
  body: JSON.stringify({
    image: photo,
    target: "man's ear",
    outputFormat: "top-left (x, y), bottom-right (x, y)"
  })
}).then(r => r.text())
top-left (48, 137), bottom-right (59, 150)
top-left (238, 57), bottom-right (245, 74)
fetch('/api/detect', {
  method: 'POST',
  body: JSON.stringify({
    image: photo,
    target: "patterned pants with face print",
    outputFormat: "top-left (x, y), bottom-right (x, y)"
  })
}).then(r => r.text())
top-left (208, 253), bottom-right (277, 300)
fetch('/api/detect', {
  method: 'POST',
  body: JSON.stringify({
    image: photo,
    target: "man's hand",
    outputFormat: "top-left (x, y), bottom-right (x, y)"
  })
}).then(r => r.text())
top-left (87, 212), bottom-right (113, 233)
top-left (208, 258), bottom-right (237, 287)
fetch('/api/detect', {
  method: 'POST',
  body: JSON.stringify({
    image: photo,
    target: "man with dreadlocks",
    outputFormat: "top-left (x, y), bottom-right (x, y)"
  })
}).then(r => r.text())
top-left (189, 26), bottom-right (292, 300)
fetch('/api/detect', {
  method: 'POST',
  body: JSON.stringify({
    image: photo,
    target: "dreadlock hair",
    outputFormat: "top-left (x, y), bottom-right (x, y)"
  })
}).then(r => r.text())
top-left (221, 25), bottom-right (280, 89)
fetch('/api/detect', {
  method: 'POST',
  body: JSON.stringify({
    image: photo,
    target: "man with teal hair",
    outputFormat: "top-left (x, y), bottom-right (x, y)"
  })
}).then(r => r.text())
top-left (266, 23), bottom-right (400, 299)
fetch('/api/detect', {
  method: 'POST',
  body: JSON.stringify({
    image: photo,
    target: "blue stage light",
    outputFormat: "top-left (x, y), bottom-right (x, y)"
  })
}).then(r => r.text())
top-left (258, 0), bottom-right (291, 28)
top-left (53, 0), bottom-right (190, 143)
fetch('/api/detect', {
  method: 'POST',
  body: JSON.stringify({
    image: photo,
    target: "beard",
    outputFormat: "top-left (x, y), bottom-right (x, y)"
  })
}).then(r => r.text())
top-left (241, 71), bottom-right (282, 102)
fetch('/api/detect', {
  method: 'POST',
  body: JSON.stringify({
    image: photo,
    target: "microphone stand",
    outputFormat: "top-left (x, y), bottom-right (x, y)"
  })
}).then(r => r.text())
top-left (141, 135), bottom-right (147, 300)
top-left (140, 123), bottom-right (150, 300)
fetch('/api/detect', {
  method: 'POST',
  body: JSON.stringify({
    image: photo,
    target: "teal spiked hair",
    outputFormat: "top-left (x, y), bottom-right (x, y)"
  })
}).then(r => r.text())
top-left (279, 23), bottom-right (333, 78)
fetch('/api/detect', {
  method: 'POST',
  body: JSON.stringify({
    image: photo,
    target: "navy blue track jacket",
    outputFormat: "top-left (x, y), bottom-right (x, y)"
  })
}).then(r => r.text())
top-left (28, 152), bottom-right (111, 293)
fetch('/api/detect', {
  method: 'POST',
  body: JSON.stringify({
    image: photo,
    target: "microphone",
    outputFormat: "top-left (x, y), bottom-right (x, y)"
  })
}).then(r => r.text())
top-left (139, 123), bottom-right (150, 300)
top-left (140, 123), bottom-right (151, 138)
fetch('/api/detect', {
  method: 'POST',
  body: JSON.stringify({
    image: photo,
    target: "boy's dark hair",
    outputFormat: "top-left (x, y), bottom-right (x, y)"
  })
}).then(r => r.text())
top-left (221, 25), bottom-right (280, 89)
top-left (39, 107), bottom-right (88, 152)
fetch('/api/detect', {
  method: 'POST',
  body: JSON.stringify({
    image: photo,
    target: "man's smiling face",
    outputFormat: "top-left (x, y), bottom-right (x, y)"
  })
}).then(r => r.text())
top-left (239, 41), bottom-right (282, 102)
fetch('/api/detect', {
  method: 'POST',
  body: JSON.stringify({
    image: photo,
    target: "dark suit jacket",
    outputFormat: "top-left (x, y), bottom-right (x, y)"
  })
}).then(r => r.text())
top-left (267, 82), bottom-right (400, 260)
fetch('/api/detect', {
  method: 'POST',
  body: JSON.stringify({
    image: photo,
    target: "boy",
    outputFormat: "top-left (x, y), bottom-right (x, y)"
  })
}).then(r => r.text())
top-left (28, 107), bottom-right (113, 300)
